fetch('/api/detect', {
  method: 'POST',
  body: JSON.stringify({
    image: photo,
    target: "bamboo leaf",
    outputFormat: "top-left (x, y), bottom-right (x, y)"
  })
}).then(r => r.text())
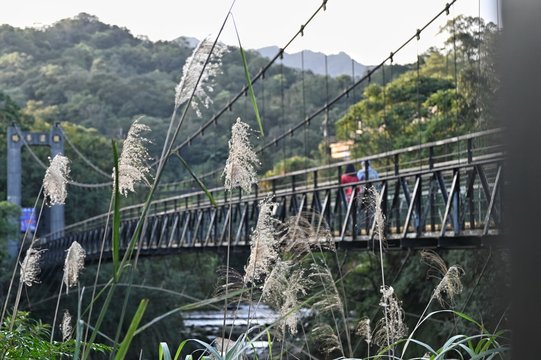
top-left (114, 298), bottom-right (149, 360)
top-left (174, 153), bottom-right (216, 206)
top-left (112, 141), bottom-right (121, 280)
top-left (232, 18), bottom-right (264, 136)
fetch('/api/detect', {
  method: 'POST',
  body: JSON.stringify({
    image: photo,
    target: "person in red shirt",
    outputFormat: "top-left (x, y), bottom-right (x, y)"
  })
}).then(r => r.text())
top-left (340, 163), bottom-right (358, 204)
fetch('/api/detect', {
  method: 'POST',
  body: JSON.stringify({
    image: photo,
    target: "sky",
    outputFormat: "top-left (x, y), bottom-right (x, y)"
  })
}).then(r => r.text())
top-left (0, 0), bottom-right (500, 65)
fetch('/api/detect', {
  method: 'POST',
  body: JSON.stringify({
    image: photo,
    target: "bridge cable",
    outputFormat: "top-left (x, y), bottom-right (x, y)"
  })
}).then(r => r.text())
top-left (156, 0), bottom-right (460, 191)
top-left (302, 50), bottom-right (308, 178)
top-left (280, 59), bottom-right (286, 171)
top-left (60, 127), bottom-right (112, 179)
top-left (151, 0), bottom-right (331, 170)
top-left (13, 126), bottom-right (112, 189)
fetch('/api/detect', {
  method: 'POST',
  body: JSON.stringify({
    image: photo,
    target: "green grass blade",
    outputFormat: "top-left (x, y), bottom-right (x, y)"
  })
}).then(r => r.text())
top-left (173, 339), bottom-right (189, 360)
top-left (112, 141), bottom-right (121, 280)
top-left (174, 153), bottom-right (216, 206)
top-left (451, 310), bottom-right (484, 330)
top-left (114, 298), bottom-right (149, 360)
top-left (232, 17), bottom-right (264, 136)
top-left (159, 342), bottom-right (172, 360)
top-left (266, 329), bottom-right (272, 360)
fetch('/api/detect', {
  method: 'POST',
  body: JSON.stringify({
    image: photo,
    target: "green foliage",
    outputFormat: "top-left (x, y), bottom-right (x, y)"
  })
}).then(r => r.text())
top-left (0, 311), bottom-right (110, 359)
top-left (336, 16), bottom-right (499, 156)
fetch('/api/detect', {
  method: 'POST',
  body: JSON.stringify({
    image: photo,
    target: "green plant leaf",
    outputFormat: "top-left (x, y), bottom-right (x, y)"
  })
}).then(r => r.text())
top-left (452, 310), bottom-right (484, 331)
top-left (159, 342), bottom-right (172, 360)
top-left (232, 18), bottom-right (264, 136)
top-left (174, 153), bottom-right (217, 206)
top-left (114, 298), bottom-right (149, 360)
top-left (112, 141), bottom-right (121, 280)
top-left (266, 329), bottom-right (272, 360)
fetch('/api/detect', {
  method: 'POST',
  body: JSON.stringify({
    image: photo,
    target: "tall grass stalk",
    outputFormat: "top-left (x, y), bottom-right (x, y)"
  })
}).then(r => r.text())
top-left (372, 187), bottom-right (392, 352)
top-left (0, 185), bottom-right (43, 326)
top-left (9, 198), bottom-right (46, 331)
top-left (82, 196), bottom-right (113, 353)
top-left (81, 7), bottom-right (234, 357)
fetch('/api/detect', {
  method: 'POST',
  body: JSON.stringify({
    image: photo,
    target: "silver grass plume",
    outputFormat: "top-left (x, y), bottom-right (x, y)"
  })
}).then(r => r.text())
top-left (262, 260), bottom-right (310, 336)
top-left (244, 197), bottom-right (279, 284)
top-left (368, 187), bottom-right (385, 243)
top-left (63, 241), bottom-right (85, 294)
top-left (60, 310), bottom-right (73, 342)
top-left (214, 267), bottom-right (247, 302)
top-left (174, 36), bottom-right (226, 117)
top-left (223, 118), bottom-right (259, 193)
top-left (20, 248), bottom-right (42, 286)
top-left (43, 154), bottom-right (70, 205)
top-left (311, 324), bottom-right (343, 355)
top-left (280, 213), bottom-right (335, 258)
top-left (116, 119), bottom-right (152, 196)
top-left (421, 250), bottom-right (464, 306)
top-left (356, 317), bottom-right (372, 346)
top-left (309, 264), bottom-right (343, 314)
top-left (373, 285), bottom-right (408, 348)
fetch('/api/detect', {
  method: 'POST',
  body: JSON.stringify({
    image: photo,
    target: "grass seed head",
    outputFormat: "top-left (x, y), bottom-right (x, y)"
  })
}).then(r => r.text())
top-left (63, 241), bottom-right (85, 293)
top-left (280, 213), bottom-right (334, 258)
top-left (20, 248), bottom-right (43, 287)
top-left (43, 154), bottom-right (70, 206)
top-left (223, 118), bottom-right (259, 193)
top-left (374, 285), bottom-right (408, 348)
top-left (60, 310), bottom-right (73, 342)
top-left (356, 317), bottom-right (372, 345)
top-left (311, 324), bottom-right (343, 355)
top-left (175, 37), bottom-right (226, 116)
top-left (116, 119), bottom-right (152, 196)
top-left (244, 197), bottom-right (279, 284)
top-left (421, 250), bottom-right (464, 306)
top-left (262, 260), bottom-right (310, 337)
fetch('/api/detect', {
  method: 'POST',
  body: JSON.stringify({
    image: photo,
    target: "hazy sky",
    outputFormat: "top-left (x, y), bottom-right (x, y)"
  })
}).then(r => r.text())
top-left (0, 0), bottom-right (500, 64)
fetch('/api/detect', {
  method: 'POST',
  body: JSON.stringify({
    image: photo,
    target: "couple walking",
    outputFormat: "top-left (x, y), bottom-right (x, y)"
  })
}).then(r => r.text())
top-left (340, 161), bottom-right (379, 203)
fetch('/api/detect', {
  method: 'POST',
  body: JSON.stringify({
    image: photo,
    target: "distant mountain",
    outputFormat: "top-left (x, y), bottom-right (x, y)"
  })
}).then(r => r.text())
top-left (257, 46), bottom-right (367, 78)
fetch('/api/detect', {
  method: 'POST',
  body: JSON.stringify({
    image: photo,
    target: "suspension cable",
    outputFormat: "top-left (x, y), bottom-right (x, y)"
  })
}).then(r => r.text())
top-left (155, 0), bottom-right (331, 167)
top-left (60, 127), bottom-right (111, 178)
top-left (13, 126), bottom-right (112, 189)
top-left (157, 0), bottom-right (460, 191)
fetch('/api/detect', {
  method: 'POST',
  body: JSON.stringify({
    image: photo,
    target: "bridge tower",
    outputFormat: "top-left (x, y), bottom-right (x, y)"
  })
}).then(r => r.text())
top-left (6, 123), bottom-right (65, 256)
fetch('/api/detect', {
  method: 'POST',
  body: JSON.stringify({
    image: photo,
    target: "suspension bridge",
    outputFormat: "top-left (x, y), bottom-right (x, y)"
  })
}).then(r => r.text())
top-left (40, 128), bottom-right (503, 266)
top-left (3, 0), bottom-right (503, 266)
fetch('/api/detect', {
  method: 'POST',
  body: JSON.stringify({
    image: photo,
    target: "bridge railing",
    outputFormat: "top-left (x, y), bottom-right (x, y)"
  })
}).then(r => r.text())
top-left (42, 128), bottom-right (503, 244)
top-left (42, 149), bottom-right (504, 266)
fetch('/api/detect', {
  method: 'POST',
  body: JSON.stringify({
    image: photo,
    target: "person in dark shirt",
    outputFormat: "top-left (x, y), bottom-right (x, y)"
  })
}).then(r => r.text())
top-left (340, 163), bottom-right (358, 203)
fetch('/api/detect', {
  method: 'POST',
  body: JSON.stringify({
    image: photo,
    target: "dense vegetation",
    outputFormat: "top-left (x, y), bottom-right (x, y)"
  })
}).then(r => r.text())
top-left (0, 13), bottom-right (508, 360)
top-left (0, 13), bottom-right (365, 188)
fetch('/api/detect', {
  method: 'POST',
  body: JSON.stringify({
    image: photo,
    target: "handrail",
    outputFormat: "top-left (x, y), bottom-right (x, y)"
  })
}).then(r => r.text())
top-left (53, 129), bottom-right (503, 236)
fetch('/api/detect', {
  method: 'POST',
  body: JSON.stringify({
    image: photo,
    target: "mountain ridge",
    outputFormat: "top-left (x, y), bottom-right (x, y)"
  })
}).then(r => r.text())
top-left (257, 45), bottom-right (367, 78)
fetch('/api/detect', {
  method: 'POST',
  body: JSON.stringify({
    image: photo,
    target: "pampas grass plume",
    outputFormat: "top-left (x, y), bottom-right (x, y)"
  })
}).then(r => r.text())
top-left (244, 197), bottom-right (278, 284)
top-left (223, 118), bottom-right (259, 193)
top-left (116, 119), bottom-right (152, 196)
top-left (175, 36), bottom-right (226, 116)
top-left (20, 248), bottom-right (42, 286)
top-left (43, 154), bottom-right (70, 205)
top-left (60, 310), bottom-right (73, 342)
top-left (63, 241), bottom-right (85, 293)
